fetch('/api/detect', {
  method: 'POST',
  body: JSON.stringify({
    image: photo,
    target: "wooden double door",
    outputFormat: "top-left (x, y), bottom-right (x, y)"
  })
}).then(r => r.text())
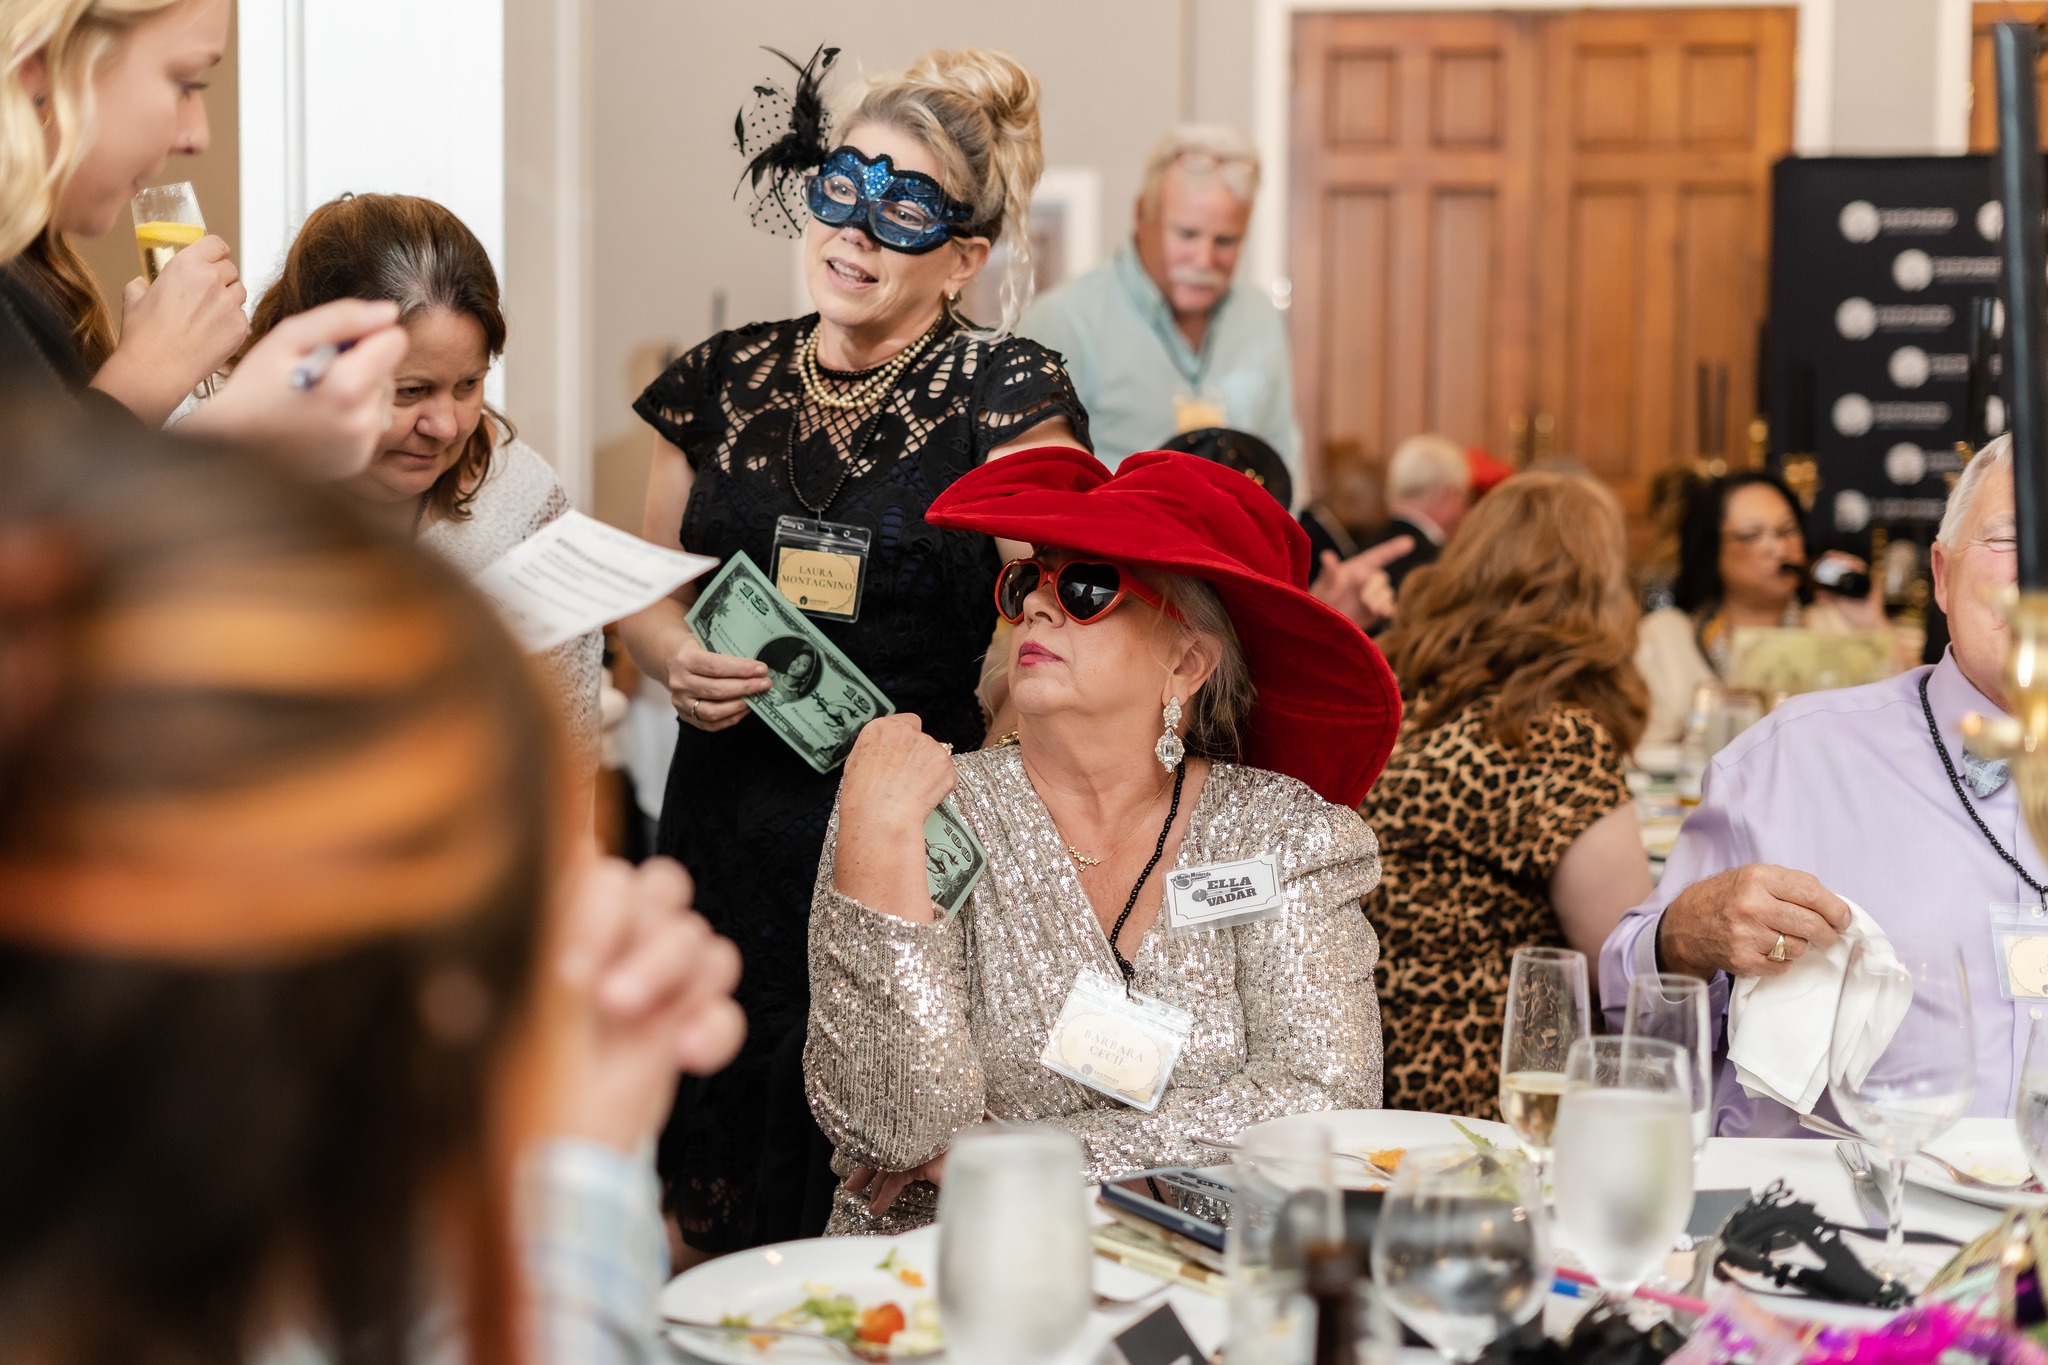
top-left (1290, 7), bottom-right (1795, 518)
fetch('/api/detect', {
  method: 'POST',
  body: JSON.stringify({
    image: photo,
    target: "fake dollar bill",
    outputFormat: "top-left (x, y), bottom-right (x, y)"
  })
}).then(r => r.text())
top-left (924, 801), bottom-right (987, 918)
top-left (687, 552), bottom-right (893, 773)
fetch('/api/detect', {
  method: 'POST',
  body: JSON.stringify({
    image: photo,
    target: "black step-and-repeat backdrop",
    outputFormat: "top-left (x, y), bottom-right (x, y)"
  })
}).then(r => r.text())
top-left (1768, 156), bottom-right (2013, 550)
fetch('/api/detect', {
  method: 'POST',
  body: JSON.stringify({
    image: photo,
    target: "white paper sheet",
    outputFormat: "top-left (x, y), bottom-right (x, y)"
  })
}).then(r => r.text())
top-left (473, 511), bottom-right (716, 652)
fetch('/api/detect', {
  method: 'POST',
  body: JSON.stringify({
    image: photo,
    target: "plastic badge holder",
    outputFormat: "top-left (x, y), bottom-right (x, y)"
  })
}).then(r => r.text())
top-left (771, 515), bottom-right (871, 623)
top-left (1990, 902), bottom-right (2048, 1001)
top-left (1039, 968), bottom-right (1194, 1113)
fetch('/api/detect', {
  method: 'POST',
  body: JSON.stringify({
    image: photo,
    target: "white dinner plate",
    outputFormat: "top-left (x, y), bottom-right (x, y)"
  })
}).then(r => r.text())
top-left (1235, 1108), bottom-right (1518, 1190)
top-left (663, 1227), bottom-right (941, 1364)
top-left (1903, 1121), bottom-right (2048, 1210)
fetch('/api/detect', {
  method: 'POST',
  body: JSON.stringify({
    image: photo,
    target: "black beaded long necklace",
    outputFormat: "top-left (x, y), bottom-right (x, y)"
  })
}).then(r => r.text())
top-left (1101, 762), bottom-right (1188, 987)
top-left (1920, 672), bottom-right (2048, 898)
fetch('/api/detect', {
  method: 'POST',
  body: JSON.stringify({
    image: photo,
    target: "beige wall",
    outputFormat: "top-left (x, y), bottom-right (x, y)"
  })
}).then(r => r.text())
top-left (583, 0), bottom-right (1257, 529)
top-left (1829, 0), bottom-right (1948, 154)
top-left (78, 7), bottom-right (238, 325)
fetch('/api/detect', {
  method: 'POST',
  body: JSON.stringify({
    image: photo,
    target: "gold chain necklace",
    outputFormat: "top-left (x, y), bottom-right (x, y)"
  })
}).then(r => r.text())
top-left (798, 321), bottom-right (938, 411)
top-left (1056, 777), bottom-right (1172, 870)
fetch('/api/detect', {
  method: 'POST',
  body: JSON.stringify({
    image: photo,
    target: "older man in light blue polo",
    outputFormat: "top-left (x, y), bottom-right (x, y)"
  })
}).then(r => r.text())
top-left (1018, 126), bottom-right (1299, 483)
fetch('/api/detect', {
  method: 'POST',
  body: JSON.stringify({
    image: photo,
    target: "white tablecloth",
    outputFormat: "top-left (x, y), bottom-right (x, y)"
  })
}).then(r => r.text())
top-left (666, 1123), bottom-right (2019, 1363)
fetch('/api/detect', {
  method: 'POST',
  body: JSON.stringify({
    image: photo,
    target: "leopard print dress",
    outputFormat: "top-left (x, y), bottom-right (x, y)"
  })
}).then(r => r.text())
top-left (1359, 698), bottom-right (1630, 1119)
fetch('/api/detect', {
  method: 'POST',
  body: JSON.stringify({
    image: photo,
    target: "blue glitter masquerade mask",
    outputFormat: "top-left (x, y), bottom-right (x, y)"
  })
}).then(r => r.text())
top-left (805, 146), bottom-right (989, 254)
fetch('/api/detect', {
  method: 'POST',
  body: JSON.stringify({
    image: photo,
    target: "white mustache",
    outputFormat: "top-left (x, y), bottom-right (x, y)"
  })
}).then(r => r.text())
top-left (1169, 267), bottom-right (1228, 291)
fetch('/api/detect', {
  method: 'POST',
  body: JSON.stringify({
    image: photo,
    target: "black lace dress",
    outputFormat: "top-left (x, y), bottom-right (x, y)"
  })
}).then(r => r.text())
top-left (633, 314), bottom-right (1088, 1253)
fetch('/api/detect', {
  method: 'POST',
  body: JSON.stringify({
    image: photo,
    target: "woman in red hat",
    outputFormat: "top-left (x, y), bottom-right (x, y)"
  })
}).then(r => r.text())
top-left (802, 447), bottom-right (1401, 1232)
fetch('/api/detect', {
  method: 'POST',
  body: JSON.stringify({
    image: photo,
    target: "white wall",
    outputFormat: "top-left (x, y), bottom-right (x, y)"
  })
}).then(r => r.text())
top-left (238, 0), bottom-right (506, 391)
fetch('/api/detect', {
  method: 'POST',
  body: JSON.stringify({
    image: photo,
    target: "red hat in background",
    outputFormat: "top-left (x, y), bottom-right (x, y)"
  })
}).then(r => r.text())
top-left (927, 447), bottom-right (1402, 807)
top-left (1466, 447), bottom-right (1513, 497)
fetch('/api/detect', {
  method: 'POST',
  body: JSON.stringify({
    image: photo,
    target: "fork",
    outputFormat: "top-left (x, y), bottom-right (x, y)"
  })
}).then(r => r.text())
top-left (665, 1315), bottom-right (944, 1362)
top-left (1795, 1112), bottom-right (2039, 1193)
top-left (1189, 1133), bottom-right (1396, 1181)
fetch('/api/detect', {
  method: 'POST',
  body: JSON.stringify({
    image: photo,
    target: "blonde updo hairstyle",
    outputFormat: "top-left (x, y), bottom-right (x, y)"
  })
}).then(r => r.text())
top-left (839, 47), bottom-right (1044, 336)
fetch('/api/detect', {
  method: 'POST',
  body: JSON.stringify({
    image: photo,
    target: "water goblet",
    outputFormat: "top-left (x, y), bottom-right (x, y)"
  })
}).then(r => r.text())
top-left (937, 1123), bottom-right (1091, 1365)
top-left (1624, 972), bottom-right (1714, 1153)
top-left (1371, 1143), bottom-right (1550, 1364)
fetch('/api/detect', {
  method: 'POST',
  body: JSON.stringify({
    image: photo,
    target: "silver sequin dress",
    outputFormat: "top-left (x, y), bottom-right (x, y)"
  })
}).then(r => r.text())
top-left (804, 746), bottom-right (1385, 1235)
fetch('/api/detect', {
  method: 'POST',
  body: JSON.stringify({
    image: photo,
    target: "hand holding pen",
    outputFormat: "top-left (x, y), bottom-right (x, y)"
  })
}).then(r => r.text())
top-left (182, 300), bottom-right (408, 479)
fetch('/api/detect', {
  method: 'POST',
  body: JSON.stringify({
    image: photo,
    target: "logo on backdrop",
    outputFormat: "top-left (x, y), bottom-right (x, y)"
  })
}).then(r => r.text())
top-left (1885, 443), bottom-right (1927, 486)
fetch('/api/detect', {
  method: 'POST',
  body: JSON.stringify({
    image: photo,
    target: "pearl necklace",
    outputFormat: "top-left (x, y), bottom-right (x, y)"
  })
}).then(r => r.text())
top-left (797, 321), bottom-right (939, 411)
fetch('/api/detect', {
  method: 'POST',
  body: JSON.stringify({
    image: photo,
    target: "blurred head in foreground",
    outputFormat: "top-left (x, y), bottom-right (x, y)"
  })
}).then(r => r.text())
top-left (0, 411), bottom-right (565, 1364)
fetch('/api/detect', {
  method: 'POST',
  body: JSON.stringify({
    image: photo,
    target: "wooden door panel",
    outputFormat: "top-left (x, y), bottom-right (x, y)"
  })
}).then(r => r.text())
top-left (1427, 190), bottom-right (1501, 435)
top-left (1563, 189), bottom-right (1648, 479)
top-left (1322, 190), bottom-right (1394, 452)
top-left (1535, 7), bottom-right (1794, 516)
top-left (1969, 4), bottom-right (2048, 153)
top-left (1290, 12), bottom-right (1539, 484)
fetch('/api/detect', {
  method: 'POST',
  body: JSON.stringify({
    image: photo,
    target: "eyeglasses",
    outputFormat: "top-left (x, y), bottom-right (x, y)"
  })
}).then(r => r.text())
top-left (1723, 523), bottom-right (1804, 548)
top-left (994, 557), bottom-right (1184, 625)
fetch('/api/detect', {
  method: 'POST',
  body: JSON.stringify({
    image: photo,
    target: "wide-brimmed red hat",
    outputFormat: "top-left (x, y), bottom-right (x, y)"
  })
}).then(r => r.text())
top-left (928, 447), bottom-right (1401, 807)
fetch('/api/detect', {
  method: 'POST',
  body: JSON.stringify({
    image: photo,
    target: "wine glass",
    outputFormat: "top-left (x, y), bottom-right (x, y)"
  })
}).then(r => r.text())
top-left (1551, 1036), bottom-right (1695, 1305)
top-left (937, 1124), bottom-right (1091, 1364)
top-left (1827, 937), bottom-right (1975, 1280)
top-left (1371, 1143), bottom-right (1550, 1363)
top-left (130, 181), bottom-right (215, 397)
top-left (1499, 946), bottom-right (1591, 1178)
top-left (2017, 1014), bottom-right (2048, 1185)
top-left (1226, 1121), bottom-right (1336, 1365)
top-left (1624, 972), bottom-right (1714, 1153)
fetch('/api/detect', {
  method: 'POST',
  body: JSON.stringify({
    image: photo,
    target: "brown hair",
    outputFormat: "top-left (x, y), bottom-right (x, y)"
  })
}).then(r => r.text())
top-left (245, 193), bottom-right (511, 522)
top-left (6, 229), bottom-right (114, 372)
top-left (1380, 471), bottom-right (1648, 753)
top-left (0, 407), bottom-right (562, 1365)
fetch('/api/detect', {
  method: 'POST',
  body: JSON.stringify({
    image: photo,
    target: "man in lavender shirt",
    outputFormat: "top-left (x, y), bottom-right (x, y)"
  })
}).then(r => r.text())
top-left (1601, 436), bottom-right (2031, 1137)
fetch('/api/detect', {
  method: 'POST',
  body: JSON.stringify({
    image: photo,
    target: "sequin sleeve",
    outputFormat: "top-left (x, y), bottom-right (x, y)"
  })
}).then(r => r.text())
top-left (803, 808), bottom-right (986, 1172)
top-left (1050, 801), bottom-right (1384, 1178)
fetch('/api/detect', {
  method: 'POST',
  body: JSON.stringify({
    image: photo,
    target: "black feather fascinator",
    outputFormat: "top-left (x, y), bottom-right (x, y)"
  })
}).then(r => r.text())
top-left (733, 43), bottom-right (839, 237)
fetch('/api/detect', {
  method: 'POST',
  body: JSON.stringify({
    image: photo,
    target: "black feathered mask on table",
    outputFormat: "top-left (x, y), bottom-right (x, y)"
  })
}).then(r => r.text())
top-left (733, 43), bottom-right (839, 237)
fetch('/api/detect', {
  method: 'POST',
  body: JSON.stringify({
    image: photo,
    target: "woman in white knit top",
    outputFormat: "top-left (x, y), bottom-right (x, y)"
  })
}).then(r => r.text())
top-left (243, 193), bottom-right (601, 768)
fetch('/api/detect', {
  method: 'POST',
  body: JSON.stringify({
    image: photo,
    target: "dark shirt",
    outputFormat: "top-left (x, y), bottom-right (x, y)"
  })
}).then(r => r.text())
top-left (1371, 515), bottom-right (1442, 592)
top-left (1298, 501), bottom-right (1363, 571)
top-left (0, 264), bottom-right (137, 424)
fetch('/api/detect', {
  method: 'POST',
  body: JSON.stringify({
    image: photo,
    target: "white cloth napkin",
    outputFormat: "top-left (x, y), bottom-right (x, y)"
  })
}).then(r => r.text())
top-left (1726, 898), bottom-right (1912, 1114)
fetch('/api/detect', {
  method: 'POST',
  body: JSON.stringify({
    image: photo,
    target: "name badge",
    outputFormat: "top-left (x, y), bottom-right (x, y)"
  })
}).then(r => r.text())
top-left (1172, 393), bottom-right (1228, 435)
top-left (772, 515), bottom-right (871, 623)
top-left (1991, 902), bottom-right (2048, 999)
top-left (1039, 968), bottom-right (1193, 1113)
top-left (1164, 854), bottom-right (1283, 934)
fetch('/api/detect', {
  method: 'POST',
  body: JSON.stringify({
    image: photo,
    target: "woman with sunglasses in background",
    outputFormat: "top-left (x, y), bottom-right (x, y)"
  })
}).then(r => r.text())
top-left (806, 449), bottom-right (1398, 1232)
top-left (617, 45), bottom-right (1089, 1259)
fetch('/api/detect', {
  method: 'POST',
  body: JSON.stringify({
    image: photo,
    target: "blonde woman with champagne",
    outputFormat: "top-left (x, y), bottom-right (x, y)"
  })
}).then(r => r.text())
top-left (0, 0), bottom-right (403, 473)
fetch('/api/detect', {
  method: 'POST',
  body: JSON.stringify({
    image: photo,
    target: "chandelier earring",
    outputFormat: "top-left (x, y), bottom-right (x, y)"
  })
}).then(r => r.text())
top-left (1155, 696), bottom-right (1185, 772)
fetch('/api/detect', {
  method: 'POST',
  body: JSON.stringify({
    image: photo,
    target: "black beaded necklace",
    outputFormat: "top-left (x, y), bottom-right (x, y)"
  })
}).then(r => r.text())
top-left (1919, 672), bottom-right (2048, 899)
top-left (1101, 762), bottom-right (1188, 987)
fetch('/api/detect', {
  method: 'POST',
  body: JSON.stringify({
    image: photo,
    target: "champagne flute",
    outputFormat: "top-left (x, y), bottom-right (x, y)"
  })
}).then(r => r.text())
top-left (1499, 946), bottom-right (1591, 1179)
top-left (131, 181), bottom-right (206, 284)
top-left (130, 181), bottom-right (216, 398)
top-left (1624, 972), bottom-right (1714, 1153)
top-left (1551, 1036), bottom-right (1695, 1305)
top-left (937, 1124), bottom-right (1091, 1365)
top-left (1827, 937), bottom-right (1975, 1281)
top-left (2017, 1014), bottom-right (2048, 1185)
top-left (1371, 1143), bottom-right (1550, 1363)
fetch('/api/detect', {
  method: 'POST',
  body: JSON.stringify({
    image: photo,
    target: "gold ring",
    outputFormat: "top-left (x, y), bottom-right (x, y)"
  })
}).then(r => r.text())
top-left (1768, 933), bottom-right (1788, 963)
top-left (689, 698), bottom-right (703, 722)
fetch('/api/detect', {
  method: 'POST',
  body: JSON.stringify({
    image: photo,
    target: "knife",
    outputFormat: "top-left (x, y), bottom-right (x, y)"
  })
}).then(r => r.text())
top-left (1833, 1141), bottom-right (1964, 1246)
